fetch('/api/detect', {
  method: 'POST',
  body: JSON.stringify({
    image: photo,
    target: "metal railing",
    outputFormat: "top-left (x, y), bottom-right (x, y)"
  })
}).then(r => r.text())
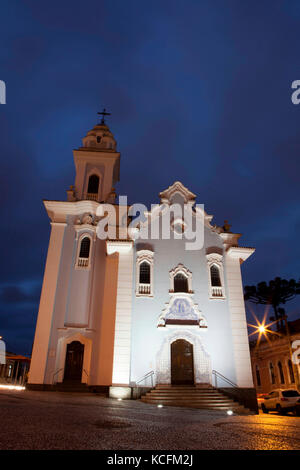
top-left (135, 370), bottom-right (154, 388)
top-left (138, 283), bottom-right (151, 295)
top-left (211, 286), bottom-right (223, 297)
top-left (82, 369), bottom-right (89, 383)
top-left (52, 368), bottom-right (63, 385)
top-left (77, 257), bottom-right (89, 268)
top-left (85, 193), bottom-right (98, 201)
top-left (212, 370), bottom-right (238, 389)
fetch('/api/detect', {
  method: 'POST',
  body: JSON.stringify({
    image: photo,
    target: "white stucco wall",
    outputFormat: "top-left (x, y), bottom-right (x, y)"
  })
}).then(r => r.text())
top-left (130, 224), bottom-right (243, 388)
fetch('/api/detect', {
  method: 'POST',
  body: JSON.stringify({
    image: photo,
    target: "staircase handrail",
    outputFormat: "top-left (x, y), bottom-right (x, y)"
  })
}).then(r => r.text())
top-left (212, 370), bottom-right (238, 389)
top-left (52, 368), bottom-right (63, 384)
top-left (83, 369), bottom-right (89, 382)
top-left (136, 370), bottom-right (154, 387)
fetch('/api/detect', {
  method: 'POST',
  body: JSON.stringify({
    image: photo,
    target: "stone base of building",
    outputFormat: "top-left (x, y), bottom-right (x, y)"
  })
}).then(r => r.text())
top-left (108, 385), bottom-right (153, 399)
top-left (26, 383), bottom-right (52, 391)
top-left (26, 383), bottom-right (258, 412)
top-left (26, 383), bottom-right (110, 395)
top-left (27, 383), bottom-right (153, 399)
top-left (218, 387), bottom-right (258, 413)
top-left (109, 386), bottom-right (132, 399)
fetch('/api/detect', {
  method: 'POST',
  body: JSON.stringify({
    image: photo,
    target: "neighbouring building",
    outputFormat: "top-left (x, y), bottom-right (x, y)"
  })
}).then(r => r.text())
top-left (28, 117), bottom-right (257, 409)
top-left (0, 352), bottom-right (30, 386)
top-left (250, 318), bottom-right (300, 395)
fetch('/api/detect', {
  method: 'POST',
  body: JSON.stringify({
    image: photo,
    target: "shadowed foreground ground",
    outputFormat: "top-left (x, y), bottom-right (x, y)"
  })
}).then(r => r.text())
top-left (0, 390), bottom-right (299, 450)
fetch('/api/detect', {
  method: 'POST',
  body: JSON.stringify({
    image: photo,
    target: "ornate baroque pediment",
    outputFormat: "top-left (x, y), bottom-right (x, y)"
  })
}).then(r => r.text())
top-left (159, 181), bottom-right (196, 205)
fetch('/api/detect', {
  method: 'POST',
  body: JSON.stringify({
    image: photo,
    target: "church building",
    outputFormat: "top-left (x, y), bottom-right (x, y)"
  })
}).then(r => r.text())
top-left (28, 117), bottom-right (256, 410)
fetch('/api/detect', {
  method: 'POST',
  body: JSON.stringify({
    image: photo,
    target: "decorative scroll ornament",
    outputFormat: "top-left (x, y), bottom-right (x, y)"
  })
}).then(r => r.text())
top-left (158, 294), bottom-right (207, 328)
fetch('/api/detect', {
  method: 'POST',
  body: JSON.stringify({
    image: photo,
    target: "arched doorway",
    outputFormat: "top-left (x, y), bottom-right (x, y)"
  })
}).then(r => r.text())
top-left (64, 341), bottom-right (84, 382)
top-left (171, 339), bottom-right (194, 385)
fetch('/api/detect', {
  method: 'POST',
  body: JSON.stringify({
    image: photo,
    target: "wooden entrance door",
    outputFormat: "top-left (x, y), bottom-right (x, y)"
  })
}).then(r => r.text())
top-left (64, 341), bottom-right (84, 382)
top-left (171, 339), bottom-right (194, 385)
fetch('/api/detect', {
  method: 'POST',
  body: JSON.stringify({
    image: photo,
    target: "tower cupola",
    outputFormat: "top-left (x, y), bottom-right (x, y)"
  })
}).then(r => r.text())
top-left (82, 123), bottom-right (117, 151)
top-left (69, 111), bottom-right (120, 203)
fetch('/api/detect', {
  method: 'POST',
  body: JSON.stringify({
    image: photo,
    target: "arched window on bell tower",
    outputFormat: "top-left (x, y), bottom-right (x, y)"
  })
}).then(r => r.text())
top-left (86, 174), bottom-right (100, 201)
top-left (77, 236), bottom-right (91, 269)
top-left (79, 237), bottom-right (90, 258)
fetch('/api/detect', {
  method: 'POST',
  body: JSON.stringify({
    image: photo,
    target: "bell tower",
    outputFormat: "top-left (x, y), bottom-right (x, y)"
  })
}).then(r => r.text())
top-left (68, 110), bottom-right (120, 203)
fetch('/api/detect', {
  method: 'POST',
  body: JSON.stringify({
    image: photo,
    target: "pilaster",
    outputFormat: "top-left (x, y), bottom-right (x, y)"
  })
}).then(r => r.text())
top-left (28, 222), bottom-right (66, 384)
top-left (225, 247), bottom-right (254, 387)
top-left (96, 251), bottom-right (119, 385)
top-left (109, 241), bottom-right (134, 386)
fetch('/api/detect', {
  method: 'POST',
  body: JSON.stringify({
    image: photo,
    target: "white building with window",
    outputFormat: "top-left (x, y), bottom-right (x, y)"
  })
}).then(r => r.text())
top-left (28, 120), bottom-right (256, 407)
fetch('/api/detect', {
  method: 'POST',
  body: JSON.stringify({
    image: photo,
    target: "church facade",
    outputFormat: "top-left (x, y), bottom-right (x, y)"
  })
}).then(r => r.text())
top-left (28, 119), bottom-right (255, 401)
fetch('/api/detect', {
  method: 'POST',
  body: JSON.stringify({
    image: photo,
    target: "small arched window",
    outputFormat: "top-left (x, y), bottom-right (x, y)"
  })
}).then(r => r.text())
top-left (206, 254), bottom-right (225, 299)
top-left (77, 236), bottom-right (91, 268)
top-left (79, 237), bottom-right (90, 259)
top-left (278, 361), bottom-right (285, 384)
top-left (139, 261), bottom-right (150, 284)
top-left (270, 362), bottom-right (275, 384)
top-left (210, 265), bottom-right (221, 287)
top-left (255, 365), bottom-right (261, 387)
top-left (174, 273), bottom-right (188, 293)
top-left (87, 174), bottom-right (99, 194)
top-left (136, 251), bottom-right (154, 296)
top-left (288, 359), bottom-right (295, 383)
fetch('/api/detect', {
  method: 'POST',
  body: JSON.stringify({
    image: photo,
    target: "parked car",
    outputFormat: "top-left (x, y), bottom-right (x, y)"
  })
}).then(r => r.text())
top-left (293, 398), bottom-right (300, 416)
top-left (261, 389), bottom-right (300, 414)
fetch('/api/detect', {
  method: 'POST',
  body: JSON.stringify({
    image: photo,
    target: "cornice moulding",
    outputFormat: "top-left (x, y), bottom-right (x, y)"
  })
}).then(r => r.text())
top-left (106, 240), bottom-right (133, 255)
top-left (227, 246), bottom-right (255, 262)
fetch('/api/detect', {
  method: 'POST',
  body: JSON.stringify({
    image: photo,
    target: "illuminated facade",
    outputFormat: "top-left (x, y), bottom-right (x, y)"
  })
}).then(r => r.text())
top-left (28, 120), bottom-right (255, 400)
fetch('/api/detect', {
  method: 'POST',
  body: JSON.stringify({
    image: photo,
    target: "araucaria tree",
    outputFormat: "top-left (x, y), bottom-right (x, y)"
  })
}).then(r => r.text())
top-left (244, 277), bottom-right (300, 329)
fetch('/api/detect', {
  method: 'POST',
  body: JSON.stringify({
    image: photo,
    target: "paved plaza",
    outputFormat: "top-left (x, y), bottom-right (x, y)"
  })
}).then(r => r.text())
top-left (0, 390), bottom-right (299, 450)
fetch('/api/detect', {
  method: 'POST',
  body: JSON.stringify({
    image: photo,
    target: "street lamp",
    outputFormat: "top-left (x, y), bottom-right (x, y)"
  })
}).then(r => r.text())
top-left (258, 325), bottom-right (266, 334)
top-left (248, 317), bottom-right (274, 343)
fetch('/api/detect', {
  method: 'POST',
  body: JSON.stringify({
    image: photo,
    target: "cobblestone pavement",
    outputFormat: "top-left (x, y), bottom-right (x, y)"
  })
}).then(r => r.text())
top-left (0, 390), bottom-right (299, 450)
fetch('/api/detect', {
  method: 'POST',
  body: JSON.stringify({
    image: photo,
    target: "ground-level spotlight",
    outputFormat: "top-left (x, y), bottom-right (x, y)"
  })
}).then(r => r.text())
top-left (227, 410), bottom-right (233, 416)
top-left (0, 385), bottom-right (25, 391)
top-left (117, 398), bottom-right (122, 401)
top-left (157, 404), bottom-right (163, 408)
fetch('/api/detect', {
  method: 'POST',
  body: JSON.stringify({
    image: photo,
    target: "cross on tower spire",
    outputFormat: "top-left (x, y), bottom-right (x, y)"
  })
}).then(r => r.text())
top-left (97, 108), bottom-right (111, 125)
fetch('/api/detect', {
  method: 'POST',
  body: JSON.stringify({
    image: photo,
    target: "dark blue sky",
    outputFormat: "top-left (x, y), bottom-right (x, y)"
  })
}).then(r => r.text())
top-left (0, 1), bottom-right (300, 354)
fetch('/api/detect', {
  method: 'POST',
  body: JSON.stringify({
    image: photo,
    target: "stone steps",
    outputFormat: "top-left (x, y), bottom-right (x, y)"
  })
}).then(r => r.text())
top-left (141, 401), bottom-right (245, 411)
top-left (155, 383), bottom-right (212, 388)
top-left (149, 394), bottom-right (224, 398)
top-left (141, 385), bottom-right (251, 414)
top-left (154, 389), bottom-right (219, 392)
top-left (142, 395), bottom-right (235, 403)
